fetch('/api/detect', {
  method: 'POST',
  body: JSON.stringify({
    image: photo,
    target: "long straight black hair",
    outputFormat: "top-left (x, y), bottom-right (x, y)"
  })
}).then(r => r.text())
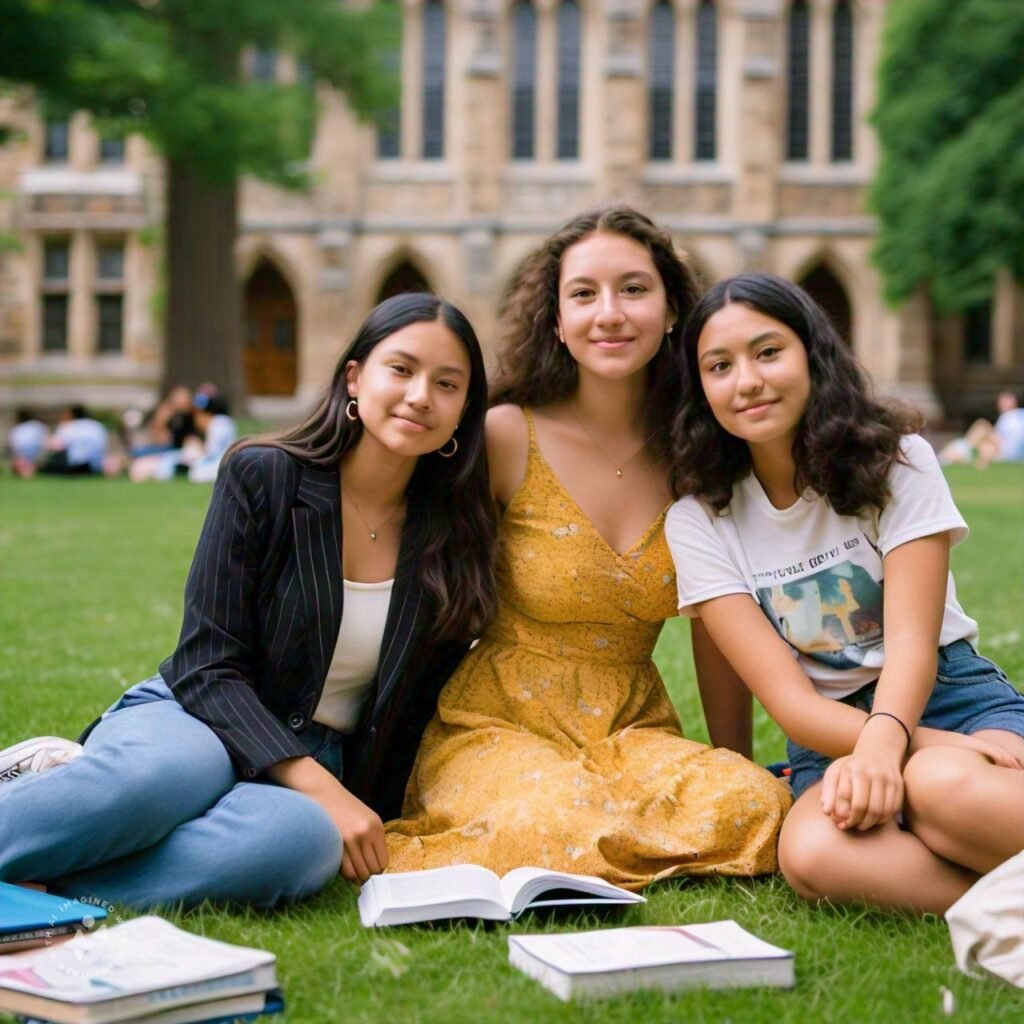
top-left (671, 272), bottom-right (922, 516)
top-left (232, 293), bottom-right (497, 641)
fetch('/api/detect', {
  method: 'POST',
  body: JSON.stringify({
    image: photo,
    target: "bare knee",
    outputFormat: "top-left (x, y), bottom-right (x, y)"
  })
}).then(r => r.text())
top-left (903, 747), bottom-right (974, 823)
top-left (778, 804), bottom-right (849, 903)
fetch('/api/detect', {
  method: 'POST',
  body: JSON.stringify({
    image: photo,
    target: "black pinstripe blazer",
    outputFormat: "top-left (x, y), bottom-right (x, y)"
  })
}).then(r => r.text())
top-left (158, 445), bottom-right (468, 819)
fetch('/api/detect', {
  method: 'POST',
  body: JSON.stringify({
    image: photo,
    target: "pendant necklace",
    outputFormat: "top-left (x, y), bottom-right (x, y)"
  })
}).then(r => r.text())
top-left (569, 400), bottom-right (658, 479)
top-left (342, 488), bottom-right (403, 541)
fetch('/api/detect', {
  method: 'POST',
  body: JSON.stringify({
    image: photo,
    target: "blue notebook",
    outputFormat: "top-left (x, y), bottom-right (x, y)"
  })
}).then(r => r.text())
top-left (0, 882), bottom-right (107, 947)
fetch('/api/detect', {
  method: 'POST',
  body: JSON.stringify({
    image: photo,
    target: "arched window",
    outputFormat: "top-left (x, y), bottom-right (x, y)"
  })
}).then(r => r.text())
top-left (694, 0), bottom-right (717, 161)
top-left (799, 263), bottom-right (852, 345)
top-left (377, 42), bottom-right (402, 158)
top-left (511, 0), bottom-right (538, 159)
top-left (786, 0), bottom-right (810, 161)
top-left (556, 0), bottom-right (581, 159)
top-left (422, 0), bottom-right (446, 159)
top-left (648, 0), bottom-right (675, 161)
top-left (831, 0), bottom-right (854, 161)
top-left (376, 261), bottom-right (432, 303)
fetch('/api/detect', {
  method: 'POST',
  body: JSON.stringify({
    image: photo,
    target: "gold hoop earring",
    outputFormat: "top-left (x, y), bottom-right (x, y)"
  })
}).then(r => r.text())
top-left (345, 399), bottom-right (359, 421)
top-left (438, 436), bottom-right (458, 458)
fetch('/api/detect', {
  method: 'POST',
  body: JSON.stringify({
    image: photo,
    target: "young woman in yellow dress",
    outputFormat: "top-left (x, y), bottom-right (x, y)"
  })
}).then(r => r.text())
top-left (386, 207), bottom-right (790, 888)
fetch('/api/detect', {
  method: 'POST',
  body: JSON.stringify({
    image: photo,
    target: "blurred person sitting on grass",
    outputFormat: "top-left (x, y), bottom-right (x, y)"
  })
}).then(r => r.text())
top-left (8, 408), bottom-right (49, 478)
top-left (17, 405), bottom-right (110, 477)
top-left (938, 390), bottom-right (1024, 469)
top-left (0, 292), bottom-right (497, 910)
top-left (128, 384), bottom-right (199, 457)
top-left (129, 393), bottom-right (236, 483)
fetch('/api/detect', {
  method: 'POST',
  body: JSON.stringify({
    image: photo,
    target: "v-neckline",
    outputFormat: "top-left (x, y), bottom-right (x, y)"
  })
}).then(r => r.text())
top-left (525, 415), bottom-right (670, 559)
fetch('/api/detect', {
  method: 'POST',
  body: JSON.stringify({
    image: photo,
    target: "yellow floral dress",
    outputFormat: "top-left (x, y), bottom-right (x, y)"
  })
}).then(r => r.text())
top-left (386, 412), bottom-right (790, 889)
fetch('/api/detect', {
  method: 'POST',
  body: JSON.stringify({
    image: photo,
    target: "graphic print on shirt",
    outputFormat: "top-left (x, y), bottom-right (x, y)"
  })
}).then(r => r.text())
top-left (755, 556), bottom-right (884, 671)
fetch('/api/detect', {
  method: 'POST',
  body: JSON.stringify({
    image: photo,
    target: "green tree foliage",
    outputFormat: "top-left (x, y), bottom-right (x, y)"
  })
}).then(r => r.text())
top-left (1, 0), bottom-right (397, 182)
top-left (0, 0), bottom-right (397, 402)
top-left (870, 0), bottom-right (1024, 312)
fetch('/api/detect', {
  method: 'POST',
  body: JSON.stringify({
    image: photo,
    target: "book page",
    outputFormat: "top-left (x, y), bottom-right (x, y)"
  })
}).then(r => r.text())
top-left (510, 927), bottom-right (729, 974)
top-left (370, 865), bottom-right (505, 910)
top-left (675, 921), bottom-right (792, 959)
top-left (500, 868), bottom-right (642, 915)
top-left (0, 917), bottom-right (273, 1002)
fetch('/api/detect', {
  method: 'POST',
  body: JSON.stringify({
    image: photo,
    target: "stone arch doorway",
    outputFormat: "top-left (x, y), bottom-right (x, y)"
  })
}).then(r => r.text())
top-left (376, 260), bottom-right (431, 303)
top-left (798, 263), bottom-right (852, 345)
top-left (243, 261), bottom-right (298, 396)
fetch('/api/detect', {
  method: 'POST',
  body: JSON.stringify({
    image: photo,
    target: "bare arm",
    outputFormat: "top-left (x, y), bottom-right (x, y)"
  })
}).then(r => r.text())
top-left (691, 618), bottom-right (753, 757)
top-left (694, 593), bottom-right (870, 756)
top-left (485, 404), bottom-right (529, 508)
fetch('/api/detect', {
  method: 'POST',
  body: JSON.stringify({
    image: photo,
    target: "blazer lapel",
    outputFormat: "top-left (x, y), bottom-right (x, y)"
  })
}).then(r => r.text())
top-left (371, 516), bottom-right (428, 718)
top-left (293, 462), bottom-right (343, 688)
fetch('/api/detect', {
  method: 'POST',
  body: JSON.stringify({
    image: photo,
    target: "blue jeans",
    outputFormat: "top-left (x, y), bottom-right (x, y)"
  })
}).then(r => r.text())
top-left (0, 678), bottom-right (343, 910)
top-left (788, 640), bottom-right (1024, 799)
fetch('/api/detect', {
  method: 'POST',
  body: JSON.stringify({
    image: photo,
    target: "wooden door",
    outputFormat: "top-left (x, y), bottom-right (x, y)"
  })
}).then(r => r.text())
top-left (244, 262), bottom-right (298, 396)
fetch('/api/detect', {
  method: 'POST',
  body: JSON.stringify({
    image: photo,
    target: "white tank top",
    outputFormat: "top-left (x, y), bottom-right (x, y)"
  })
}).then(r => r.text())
top-left (313, 578), bottom-right (394, 733)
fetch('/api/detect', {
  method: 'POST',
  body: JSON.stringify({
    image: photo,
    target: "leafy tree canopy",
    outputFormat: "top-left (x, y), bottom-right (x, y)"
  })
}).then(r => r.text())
top-left (0, 0), bottom-right (399, 187)
top-left (870, 0), bottom-right (1024, 312)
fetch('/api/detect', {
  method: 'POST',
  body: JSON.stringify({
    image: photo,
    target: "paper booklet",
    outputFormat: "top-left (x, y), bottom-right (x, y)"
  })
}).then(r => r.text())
top-left (358, 865), bottom-right (645, 927)
top-left (508, 920), bottom-right (795, 1001)
top-left (0, 916), bottom-right (277, 1024)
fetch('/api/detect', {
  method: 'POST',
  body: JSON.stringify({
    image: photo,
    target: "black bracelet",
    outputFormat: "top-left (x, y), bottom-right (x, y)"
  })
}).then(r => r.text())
top-left (865, 711), bottom-right (912, 750)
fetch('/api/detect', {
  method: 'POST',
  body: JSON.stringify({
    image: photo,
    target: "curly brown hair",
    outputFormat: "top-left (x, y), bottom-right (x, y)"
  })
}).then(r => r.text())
top-left (490, 205), bottom-right (702, 463)
top-left (670, 272), bottom-right (924, 516)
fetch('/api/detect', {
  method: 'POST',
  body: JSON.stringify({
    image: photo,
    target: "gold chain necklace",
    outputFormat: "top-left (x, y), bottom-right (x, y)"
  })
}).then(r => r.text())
top-left (342, 488), bottom-right (404, 541)
top-left (569, 400), bottom-right (658, 478)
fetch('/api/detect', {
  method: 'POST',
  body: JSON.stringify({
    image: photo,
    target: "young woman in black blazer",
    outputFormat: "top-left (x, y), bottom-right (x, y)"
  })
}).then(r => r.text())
top-left (0, 293), bottom-right (496, 909)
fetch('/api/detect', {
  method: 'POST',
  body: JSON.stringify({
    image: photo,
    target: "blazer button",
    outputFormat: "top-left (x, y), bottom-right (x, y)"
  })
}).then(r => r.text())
top-left (288, 712), bottom-right (305, 730)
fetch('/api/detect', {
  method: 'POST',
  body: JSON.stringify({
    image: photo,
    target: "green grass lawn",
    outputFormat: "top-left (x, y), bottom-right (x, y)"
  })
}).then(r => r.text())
top-left (1, 466), bottom-right (1022, 1023)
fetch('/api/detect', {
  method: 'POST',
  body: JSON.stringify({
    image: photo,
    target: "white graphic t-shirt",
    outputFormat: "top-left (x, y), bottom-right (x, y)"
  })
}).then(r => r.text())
top-left (666, 435), bottom-right (978, 698)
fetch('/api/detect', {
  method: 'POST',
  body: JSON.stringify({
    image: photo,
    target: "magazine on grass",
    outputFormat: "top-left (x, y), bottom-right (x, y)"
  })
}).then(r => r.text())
top-left (508, 921), bottom-right (795, 1001)
top-left (0, 917), bottom-right (277, 1024)
top-left (0, 884), bottom-right (108, 954)
top-left (358, 865), bottom-right (645, 927)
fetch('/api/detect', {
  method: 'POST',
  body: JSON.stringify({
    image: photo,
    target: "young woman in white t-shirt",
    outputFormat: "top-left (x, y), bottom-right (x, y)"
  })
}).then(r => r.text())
top-left (666, 272), bottom-right (1024, 914)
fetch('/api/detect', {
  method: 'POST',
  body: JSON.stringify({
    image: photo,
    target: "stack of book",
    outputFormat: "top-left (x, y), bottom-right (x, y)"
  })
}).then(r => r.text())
top-left (0, 915), bottom-right (282, 1024)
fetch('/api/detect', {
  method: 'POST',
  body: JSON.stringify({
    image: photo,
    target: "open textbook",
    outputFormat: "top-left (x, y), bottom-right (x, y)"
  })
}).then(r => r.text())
top-left (508, 921), bottom-right (795, 1001)
top-left (359, 865), bottom-right (644, 927)
top-left (0, 916), bottom-right (277, 1024)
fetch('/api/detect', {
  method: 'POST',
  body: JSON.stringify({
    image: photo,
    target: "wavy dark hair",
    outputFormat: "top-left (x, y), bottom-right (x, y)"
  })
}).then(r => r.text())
top-left (490, 205), bottom-right (702, 464)
top-left (231, 293), bottom-right (496, 641)
top-left (671, 272), bottom-right (923, 516)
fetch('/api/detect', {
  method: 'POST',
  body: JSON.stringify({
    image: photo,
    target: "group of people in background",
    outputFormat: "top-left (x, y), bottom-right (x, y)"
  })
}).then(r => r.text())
top-left (1, 205), bottom-right (1021, 926)
top-left (7, 383), bottom-right (236, 483)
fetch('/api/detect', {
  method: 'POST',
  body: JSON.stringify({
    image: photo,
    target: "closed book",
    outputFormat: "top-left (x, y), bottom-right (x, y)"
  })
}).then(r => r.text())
top-left (508, 921), bottom-right (795, 1001)
top-left (18, 988), bottom-right (285, 1024)
top-left (359, 865), bottom-right (644, 927)
top-left (0, 884), bottom-right (107, 954)
top-left (0, 917), bottom-right (276, 1024)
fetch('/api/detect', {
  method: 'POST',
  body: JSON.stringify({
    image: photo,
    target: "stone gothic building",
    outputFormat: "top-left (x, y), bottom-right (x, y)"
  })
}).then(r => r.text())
top-left (1, 0), bottom-right (1020, 423)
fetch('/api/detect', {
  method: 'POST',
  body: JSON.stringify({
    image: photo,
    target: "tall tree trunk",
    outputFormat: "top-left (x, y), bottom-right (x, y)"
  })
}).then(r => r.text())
top-left (162, 158), bottom-right (246, 411)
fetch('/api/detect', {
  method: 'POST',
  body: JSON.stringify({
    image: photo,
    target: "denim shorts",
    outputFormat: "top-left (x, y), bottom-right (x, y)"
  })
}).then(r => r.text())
top-left (787, 640), bottom-right (1024, 800)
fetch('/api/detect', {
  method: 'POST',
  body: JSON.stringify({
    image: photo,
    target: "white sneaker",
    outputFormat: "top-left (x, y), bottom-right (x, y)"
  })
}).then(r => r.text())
top-left (0, 737), bottom-right (84, 782)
